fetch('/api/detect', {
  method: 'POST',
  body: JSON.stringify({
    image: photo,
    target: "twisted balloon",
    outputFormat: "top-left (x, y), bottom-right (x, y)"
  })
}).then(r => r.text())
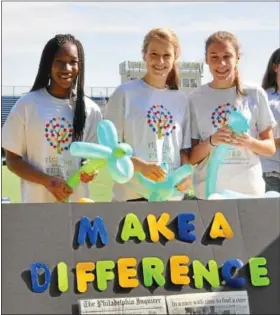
top-left (66, 120), bottom-right (134, 192)
top-left (205, 110), bottom-right (250, 199)
top-left (137, 164), bottom-right (193, 202)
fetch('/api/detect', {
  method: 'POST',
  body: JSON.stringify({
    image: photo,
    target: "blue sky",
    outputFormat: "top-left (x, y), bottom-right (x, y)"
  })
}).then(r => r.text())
top-left (2, 1), bottom-right (279, 96)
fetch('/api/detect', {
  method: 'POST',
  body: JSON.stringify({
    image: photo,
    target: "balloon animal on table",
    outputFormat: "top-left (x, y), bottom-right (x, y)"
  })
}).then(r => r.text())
top-left (208, 190), bottom-right (280, 199)
top-left (137, 163), bottom-right (193, 202)
top-left (65, 120), bottom-right (134, 201)
top-left (206, 110), bottom-right (280, 199)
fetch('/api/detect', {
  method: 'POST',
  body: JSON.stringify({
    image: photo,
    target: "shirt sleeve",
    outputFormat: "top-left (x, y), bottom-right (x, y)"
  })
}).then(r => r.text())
top-left (189, 98), bottom-right (200, 140)
top-left (181, 99), bottom-right (191, 149)
top-left (256, 87), bottom-right (277, 133)
top-left (2, 98), bottom-right (27, 157)
top-left (104, 87), bottom-right (125, 142)
top-left (83, 99), bottom-right (103, 143)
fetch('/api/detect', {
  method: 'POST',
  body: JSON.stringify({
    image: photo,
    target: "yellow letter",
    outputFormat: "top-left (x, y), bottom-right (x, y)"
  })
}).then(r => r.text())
top-left (209, 212), bottom-right (233, 239)
top-left (76, 262), bottom-right (95, 293)
top-left (147, 213), bottom-right (175, 242)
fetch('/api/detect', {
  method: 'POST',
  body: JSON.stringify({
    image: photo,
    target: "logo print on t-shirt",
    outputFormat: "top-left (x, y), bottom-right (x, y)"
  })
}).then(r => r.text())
top-left (146, 104), bottom-right (176, 139)
top-left (44, 117), bottom-right (73, 154)
top-left (211, 103), bottom-right (237, 129)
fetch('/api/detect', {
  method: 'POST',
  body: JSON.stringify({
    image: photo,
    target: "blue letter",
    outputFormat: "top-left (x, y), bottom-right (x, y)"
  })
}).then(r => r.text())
top-left (177, 213), bottom-right (196, 242)
top-left (77, 216), bottom-right (109, 246)
top-left (30, 262), bottom-right (51, 293)
top-left (221, 259), bottom-right (245, 288)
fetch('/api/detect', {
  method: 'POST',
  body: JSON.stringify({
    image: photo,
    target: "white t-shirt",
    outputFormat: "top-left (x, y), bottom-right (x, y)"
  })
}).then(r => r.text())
top-left (261, 88), bottom-right (280, 173)
top-left (189, 83), bottom-right (277, 199)
top-left (105, 78), bottom-right (191, 201)
top-left (2, 88), bottom-right (102, 203)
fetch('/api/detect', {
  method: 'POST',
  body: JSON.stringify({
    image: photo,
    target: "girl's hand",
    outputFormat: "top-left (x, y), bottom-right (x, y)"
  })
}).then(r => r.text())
top-left (140, 161), bottom-right (166, 182)
top-left (211, 127), bottom-right (233, 146)
top-left (230, 133), bottom-right (253, 149)
top-left (44, 176), bottom-right (73, 202)
top-left (80, 171), bottom-right (99, 183)
top-left (176, 175), bottom-right (192, 193)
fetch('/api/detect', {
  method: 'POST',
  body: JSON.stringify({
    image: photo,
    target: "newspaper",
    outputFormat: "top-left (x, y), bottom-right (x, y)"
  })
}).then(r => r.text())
top-left (165, 291), bottom-right (250, 314)
top-left (79, 296), bottom-right (167, 314)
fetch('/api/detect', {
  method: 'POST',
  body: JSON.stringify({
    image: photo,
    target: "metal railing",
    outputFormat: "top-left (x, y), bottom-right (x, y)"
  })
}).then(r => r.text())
top-left (2, 86), bottom-right (117, 98)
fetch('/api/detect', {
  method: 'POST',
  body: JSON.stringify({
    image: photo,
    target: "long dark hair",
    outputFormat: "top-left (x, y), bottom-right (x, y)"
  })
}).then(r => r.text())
top-left (262, 48), bottom-right (280, 92)
top-left (30, 34), bottom-right (86, 141)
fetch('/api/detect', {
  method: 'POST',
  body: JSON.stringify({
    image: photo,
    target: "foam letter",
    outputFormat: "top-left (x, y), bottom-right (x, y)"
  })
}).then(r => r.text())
top-left (57, 261), bottom-right (69, 292)
top-left (117, 258), bottom-right (139, 288)
top-left (177, 213), bottom-right (196, 242)
top-left (221, 259), bottom-right (245, 288)
top-left (192, 260), bottom-right (220, 288)
top-left (120, 213), bottom-right (146, 242)
top-left (96, 260), bottom-right (115, 291)
top-left (249, 257), bottom-right (270, 286)
top-left (30, 262), bottom-right (51, 293)
top-left (147, 213), bottom-right (175, 242)
top-left (77, 216), bottom-right (109, 246)
top-left (76, 262), bottom-right (95, 293)
top-left (209, 212), bottom-right (233, 239)
top-left (170, 255), bottom-right (190, 285)
top-left (142, 257), bottom-right (165, 287)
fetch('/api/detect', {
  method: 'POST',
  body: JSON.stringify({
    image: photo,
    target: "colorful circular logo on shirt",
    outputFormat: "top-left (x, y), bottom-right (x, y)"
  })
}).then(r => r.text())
top-left (44, 117), bottom-right (73, 154)
top-left (146, 104), bottom-right (176, 139)
top-left (211, 103), bottom-right (237, 129)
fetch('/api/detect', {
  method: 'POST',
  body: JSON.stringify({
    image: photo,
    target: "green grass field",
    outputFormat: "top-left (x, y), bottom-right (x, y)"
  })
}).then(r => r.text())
top-left (2, 166), bottom-right (194, 202)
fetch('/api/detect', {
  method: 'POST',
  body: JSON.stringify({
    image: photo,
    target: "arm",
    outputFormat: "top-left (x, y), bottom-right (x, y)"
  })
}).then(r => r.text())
top-left (189, 128), bottom-right (233, 165)
top-left (246, 87), bottom-right (277, 156)
top-left (233, 126), bottom-right (276, 156)
top-left (188, 97), bottom-right (215, 165)
top-left (188, 138), bottom-right (213, 165)
top-left (131, 156), bottom-right (166, 182)
top-left (6, 150), bottom-right (73, 201)
top-left (131, 156), bottom-right (147, 173)
top-left (232, 86), bottom-right (277, 156)
top-left (5, 150), bottom-right (50, 187)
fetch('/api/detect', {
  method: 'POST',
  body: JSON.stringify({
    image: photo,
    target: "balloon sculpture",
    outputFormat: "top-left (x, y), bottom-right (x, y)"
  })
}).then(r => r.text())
top-left (137, 164), bottom-right (193, 202)
top-left (209, 190), bottom-right (280, 199)
top-left (205, 110), bottom-right (250, 199)
top-left (206, 110), bottom-right (280, 199)
top-left (65, 120), bottom-right (134, 201)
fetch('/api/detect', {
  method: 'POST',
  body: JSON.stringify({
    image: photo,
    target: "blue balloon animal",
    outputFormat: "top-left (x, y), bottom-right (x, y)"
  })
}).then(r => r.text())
top-left (137, 164), bottom-right (193, 202)
top-left (205, 110), bottom-right (250, 199)
top-left (67, 119), bottom-right (134, 189)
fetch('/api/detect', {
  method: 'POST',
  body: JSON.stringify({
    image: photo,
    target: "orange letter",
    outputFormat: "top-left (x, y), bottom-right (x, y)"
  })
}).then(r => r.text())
top-left (118, 258), bottom-right (139, 288)
top-left (170, 255), bottom-right (190, 285)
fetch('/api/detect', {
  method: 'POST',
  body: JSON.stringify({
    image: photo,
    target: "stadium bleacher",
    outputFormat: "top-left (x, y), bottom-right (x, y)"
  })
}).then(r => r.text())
top-left (1, 95), bottom-right (108, 128)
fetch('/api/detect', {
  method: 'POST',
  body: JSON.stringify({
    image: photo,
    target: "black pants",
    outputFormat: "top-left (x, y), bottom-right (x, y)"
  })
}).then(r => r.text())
top-left (127, 198), bottom-right (148, 202)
